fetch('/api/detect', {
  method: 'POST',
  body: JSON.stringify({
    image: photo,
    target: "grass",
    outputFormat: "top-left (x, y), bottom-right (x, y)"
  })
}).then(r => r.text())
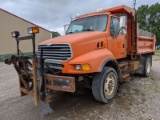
top-left (155, 49), bottom-right (160, 53)
top-left (155, 49), bottom-right (160, 56)
top-left (154, 59), bottom-right (160, 61)
top-left (0, 52), bottom-right (33, 62)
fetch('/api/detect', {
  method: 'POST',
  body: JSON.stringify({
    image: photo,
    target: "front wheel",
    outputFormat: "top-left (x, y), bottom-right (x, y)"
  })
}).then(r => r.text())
top-left (92, 67), bottom-right (118, 103)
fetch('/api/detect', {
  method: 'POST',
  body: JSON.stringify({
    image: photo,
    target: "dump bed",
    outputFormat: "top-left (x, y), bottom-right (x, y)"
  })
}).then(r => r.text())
top-left (137, 27), bottom-right (156, 55)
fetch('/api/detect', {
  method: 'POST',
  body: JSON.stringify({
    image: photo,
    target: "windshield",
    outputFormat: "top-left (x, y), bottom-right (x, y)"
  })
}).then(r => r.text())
top-left (66, 15), bottom-right (108, 34)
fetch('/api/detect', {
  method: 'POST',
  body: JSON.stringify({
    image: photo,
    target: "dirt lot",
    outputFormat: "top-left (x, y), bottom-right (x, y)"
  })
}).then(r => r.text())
top-left (0, 55), bottom-right (160, 120)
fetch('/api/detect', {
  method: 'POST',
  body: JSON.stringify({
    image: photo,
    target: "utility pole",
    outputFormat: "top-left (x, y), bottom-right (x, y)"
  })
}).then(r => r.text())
top-left (132, 0), bottom-right (136, 10)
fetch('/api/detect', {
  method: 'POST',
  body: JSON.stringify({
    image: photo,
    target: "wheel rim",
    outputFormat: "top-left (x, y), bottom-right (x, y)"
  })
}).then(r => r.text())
top-left (146, 60), bottom-right (151, 74)
top-left (104, 73), bottom-right (115, 96)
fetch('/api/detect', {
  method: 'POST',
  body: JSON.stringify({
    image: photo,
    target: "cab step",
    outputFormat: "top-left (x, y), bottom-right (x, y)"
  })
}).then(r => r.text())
top-left (120, 74), bottom-right (131, 82)
top-left (118, 62), bottom-right (128, 68)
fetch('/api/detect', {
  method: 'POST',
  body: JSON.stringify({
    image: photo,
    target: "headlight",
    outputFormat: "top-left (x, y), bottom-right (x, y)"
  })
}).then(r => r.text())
top-left (75, 64), bottom-right (91, 71)
top-left (27, 27), bottom-right (39, 34)
top-left (11, 31), bottom-right (20, 37)
top-left (75, 65), bottom-right (81, 70)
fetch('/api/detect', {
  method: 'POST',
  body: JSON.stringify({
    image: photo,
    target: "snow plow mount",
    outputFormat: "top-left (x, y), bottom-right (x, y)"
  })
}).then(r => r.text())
top-left (4, 28), bottom-right (75, 105)
top-left (5, 56), bottom-right (75, 105)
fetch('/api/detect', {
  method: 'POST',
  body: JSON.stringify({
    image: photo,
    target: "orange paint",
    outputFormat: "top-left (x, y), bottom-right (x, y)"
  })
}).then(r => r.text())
top-left (39, 5), bottom-right (156, 74)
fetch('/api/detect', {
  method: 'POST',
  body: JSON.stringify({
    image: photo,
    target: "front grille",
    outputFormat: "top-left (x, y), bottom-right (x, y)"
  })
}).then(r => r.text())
top-left (45, 62), bottom-right (64, 70)
top-left (38, 44), bottom-right (72, 62)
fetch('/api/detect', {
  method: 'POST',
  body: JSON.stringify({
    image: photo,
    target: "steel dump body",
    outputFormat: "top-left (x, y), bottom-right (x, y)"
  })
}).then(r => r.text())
top-left (137, 29), bottom-right (156, 54)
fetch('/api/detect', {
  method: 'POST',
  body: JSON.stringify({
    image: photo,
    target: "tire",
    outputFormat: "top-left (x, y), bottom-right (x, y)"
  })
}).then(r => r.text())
top-left (143, 56), bottom-right (151, 77)
top-left (92, 67), bottom-right (118, 103)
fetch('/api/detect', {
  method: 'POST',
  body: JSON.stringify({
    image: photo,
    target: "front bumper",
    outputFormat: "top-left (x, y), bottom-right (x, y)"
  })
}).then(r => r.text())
top-left (44, 74), bottom-right (75, 93)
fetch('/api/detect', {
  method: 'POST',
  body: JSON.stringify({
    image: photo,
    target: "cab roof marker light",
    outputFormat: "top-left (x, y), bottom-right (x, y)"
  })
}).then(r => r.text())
top-left (76, 14), bottom-right (80, 18)
top-left (97, 8), bottom-right (104, 12)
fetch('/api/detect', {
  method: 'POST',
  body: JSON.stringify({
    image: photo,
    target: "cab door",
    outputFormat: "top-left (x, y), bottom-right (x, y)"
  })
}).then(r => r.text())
top-left (107, 16), bottom-right (127, 59)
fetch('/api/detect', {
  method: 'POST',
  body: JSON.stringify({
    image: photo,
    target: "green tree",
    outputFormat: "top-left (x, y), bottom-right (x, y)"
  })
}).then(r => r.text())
top-left (52, 31), bottom-right (60, 38)
top-left (136, 3), bottom-right (160, 43)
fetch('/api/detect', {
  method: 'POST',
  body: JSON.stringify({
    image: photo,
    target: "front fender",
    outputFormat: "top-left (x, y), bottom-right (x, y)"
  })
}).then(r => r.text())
top-left (63, 49), bottom-right (114, 74)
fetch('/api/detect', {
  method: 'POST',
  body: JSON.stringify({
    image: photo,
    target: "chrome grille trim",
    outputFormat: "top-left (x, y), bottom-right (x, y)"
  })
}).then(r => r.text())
top-left (38, 44), bottom-right (73, 62)
top-left (45, 62), bottom-right (64, 70)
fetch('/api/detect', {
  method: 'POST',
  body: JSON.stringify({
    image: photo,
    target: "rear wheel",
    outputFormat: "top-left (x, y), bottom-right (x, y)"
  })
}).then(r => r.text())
top-left (143, 56), bottom-right (151, 77)
top-left (92, 67), bottom-right (118, 103)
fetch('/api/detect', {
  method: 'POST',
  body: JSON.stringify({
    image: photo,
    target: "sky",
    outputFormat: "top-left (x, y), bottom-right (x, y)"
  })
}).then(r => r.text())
top-left (0, 0), bottom-right (159, 35)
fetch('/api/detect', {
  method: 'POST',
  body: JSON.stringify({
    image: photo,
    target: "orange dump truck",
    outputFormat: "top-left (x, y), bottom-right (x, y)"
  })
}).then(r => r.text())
top-left (5, 5), bottom-right (156, 105)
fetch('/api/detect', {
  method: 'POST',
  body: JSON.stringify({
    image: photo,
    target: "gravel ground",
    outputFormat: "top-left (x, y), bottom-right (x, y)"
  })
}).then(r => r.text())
top-left (0, 55), bottom-right (160, 120)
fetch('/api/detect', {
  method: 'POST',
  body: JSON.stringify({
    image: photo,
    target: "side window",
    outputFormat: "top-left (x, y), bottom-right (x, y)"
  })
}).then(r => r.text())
top-left (110, 17), bottom-right (119, 36)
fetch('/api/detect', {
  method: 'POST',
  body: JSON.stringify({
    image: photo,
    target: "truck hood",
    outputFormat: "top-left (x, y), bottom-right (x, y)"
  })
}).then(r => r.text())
top-left (39, 31), bottom-right (106, 45)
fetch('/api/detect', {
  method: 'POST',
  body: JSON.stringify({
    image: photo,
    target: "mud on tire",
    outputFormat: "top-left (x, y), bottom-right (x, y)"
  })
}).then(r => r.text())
top-left (92, 67), bottom-right (118, 103)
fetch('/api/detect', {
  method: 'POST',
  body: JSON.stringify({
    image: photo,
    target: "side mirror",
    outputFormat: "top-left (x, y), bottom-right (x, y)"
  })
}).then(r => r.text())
top-left (119, 26), bottom-right (127, 36)
top-left (119, 15), bottom-right (127, 35)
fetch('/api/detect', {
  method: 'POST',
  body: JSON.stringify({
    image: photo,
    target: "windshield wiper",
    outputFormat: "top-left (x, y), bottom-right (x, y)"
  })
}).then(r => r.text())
top-left (66, 32), bottom-right (74, 34)
top-left (66, 29), bottom-right (93, 34)
top-left (82, 29), bottom-right (94, 31)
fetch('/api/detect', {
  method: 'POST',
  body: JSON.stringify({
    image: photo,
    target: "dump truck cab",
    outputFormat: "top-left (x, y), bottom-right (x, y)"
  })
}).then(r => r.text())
top-left (39, 7), bottom-right (129, 74)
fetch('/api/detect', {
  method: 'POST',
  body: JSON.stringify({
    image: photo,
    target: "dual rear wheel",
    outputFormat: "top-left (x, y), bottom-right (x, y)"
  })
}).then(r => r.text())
top-left (143, 56), bottom-right (151, 77)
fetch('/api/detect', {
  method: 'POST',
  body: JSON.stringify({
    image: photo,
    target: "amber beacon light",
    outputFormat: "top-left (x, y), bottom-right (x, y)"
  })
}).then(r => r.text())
top-left (27, 27), bottom-right (39, 34)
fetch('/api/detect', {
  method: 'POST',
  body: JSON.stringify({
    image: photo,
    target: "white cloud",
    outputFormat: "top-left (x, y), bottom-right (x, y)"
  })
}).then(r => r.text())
top-left (50, 27), bottom-right (65, 35)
